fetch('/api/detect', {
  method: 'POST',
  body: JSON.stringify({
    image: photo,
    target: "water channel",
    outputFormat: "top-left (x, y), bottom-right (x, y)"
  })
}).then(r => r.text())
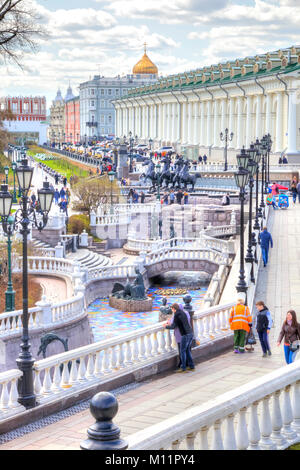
top-left (88, 272), bottom-right (209, 342)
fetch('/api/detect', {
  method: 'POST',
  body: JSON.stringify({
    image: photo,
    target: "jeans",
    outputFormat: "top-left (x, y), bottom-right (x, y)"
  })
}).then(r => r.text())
top-left (284, 344), bottom-right (298, 364)
top-left (258, 331), bottom-right (270, 353)
top-left (180, 333), bottom-right (194, 370)
top-left (292, 193), bottom-right (297, 203)
top-left (261, 247), bottom-right (269, 265)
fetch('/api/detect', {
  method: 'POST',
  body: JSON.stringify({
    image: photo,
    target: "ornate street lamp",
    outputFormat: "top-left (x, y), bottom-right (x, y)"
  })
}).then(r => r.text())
top-left (234, 167), bottom-right (250, 295)
top-left (0, 161), bottom-right (54, 409)
top-left (108, 171), bottom-right (116, 210)
top-left (4, 166), bottom-right (9, 185)
top-left (11, 162), bottom-right (17, 204)
top-left (220, 129), bottom-right (234, 171)
top-left (245, 157), bottom-right (257, 284)
top-left (155, 163), bottom-right (162, 202)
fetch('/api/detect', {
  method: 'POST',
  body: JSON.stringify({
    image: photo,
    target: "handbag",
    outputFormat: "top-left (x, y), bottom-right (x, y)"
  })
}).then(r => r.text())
top-left (289, 340), bottom-right (300, 352)
top-left (246, 327), bottom-right (257, 345)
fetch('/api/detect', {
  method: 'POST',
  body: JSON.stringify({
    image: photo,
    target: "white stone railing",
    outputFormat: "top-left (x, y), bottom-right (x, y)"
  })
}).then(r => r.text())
top-left (127, 237), bottom-right (200, 253)
top-left (96, 203), bottom-right (159, 218)
top-left (127, 360), bottom-right (300, 450)
top-left (145, 247), bottom-right (228, 267)
top-left (86, 264), bottom-right (138, 282)
top-left (91, 214), bottom-right (131, 226)
top-left (0, 293), bottom-right (86, 338)
top-left (31, 301), bottom-right (233, 405)
top-left (0, 370), bottom-right (26, 420)
top-left (13, 256), bottom-right (76, 277)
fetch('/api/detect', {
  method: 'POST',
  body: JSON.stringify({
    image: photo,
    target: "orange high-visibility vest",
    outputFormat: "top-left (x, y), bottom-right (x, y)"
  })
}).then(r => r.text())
top-left (229, 304), bottom-right (252, 333)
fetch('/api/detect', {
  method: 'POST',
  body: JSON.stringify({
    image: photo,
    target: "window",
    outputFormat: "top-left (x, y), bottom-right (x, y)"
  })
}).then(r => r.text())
top-left (108, 89), bottom-right (112, 95)
top-left (91, 89), bottom-right (95, 95)
top-left (100, 115), bottom-right (105, 124)
top-left (101, 89), bottom-right (104, 95)
top-left (115, 89), bottom-right (119, 96)
top-left (108, 115), bottom-right (112, 124)
top-left (101, 100), bottom-right (105, 108)
top-left (90, 100), bottom-right (95, 107)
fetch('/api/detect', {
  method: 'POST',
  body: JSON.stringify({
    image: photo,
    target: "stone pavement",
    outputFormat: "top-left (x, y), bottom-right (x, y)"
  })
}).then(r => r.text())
top-left (1, 202), bottom-right (299, 450)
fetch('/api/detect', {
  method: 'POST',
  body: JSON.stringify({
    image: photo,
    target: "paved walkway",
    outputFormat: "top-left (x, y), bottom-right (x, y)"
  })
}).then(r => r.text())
top-left (1, 203), bottom-right (299, 450)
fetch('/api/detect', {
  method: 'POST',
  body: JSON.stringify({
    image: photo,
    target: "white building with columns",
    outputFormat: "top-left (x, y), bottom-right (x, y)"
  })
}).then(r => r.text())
top-left (114, 46), bottom-right (300, 163)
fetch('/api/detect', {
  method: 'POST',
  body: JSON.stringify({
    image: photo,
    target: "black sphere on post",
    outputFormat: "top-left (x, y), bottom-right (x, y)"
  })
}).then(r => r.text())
top-left (80, 392), bottom-right (128, 451)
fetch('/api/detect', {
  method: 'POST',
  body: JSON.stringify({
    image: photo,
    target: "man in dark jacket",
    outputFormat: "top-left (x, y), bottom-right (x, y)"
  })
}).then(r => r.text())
top-left (259, 227), bottom-right (273, 267)
top-left (165, 303), bottom-right (195, 373)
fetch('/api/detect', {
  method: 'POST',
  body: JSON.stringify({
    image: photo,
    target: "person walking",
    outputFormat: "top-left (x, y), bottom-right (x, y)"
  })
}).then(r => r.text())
top-left (165, 303), bottom-right (195, 372)
top-left (60, 186), bottom-right (66, 201)
top-left (183, 191), bottom-right (189, 205)
top-left (54, 188), bottom-right (60, 205)
top-left (277, 310), bottom-right (300, 364)
top-left (255, 301), bottom-right (273, 357)
top-left (169, 190), bottom-right (175, 205)
top-left (176, 189), bottom-right (183, 205)
top-left (297, 181), bottom-right (300, 203)
top-left (258, 226), bottom-right (273, 267)
top-left (163, 192), bottom-right (169, 205)
top-left (140, 191), bottom-right (145, 203)
top-left (290, 181), bottom-right (298, 204)
top-left (229, 294), bottom-right (252, 354)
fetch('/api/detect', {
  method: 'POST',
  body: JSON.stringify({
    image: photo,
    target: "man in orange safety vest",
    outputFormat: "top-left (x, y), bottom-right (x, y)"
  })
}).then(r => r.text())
top-left (229, 294), bottom-right (252, 354)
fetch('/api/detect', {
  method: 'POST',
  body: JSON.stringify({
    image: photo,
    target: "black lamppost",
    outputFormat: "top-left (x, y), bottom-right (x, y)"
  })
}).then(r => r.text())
top-left (128, 131), bottom-right (134, 173)
top-left (220, 129), bottom-right (234, 171)
top-left (245, 157), bottom-right (257, 283)
top-left (155, 163), bottom-right (162, 201)
top-left (234, 164), bottom-right (250, 295)
top-left (12, 162), bottom-right (17, 204)
top-left (0, 162), bottom-right (54, 409)
top-left (108, 170), bottom-right (116, 213)
top-left (149, 138), bottom-right (153, 151)
top-left (3, 212), bottom-right (15, 312)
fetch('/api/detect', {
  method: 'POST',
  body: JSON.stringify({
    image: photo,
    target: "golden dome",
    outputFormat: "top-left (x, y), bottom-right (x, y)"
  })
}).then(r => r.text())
top-left (133, 43), bottom-right (158, 75)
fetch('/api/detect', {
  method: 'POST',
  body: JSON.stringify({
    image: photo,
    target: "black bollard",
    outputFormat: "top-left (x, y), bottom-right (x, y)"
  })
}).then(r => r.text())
top-left (80, 392), bottom-right (128, 450)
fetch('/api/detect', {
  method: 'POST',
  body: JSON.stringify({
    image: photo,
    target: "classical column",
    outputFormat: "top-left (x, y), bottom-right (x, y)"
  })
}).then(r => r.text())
top-left (265, 93), bottom-right (272, 135)
top-left (213, 100), bottom-right (219, 147)
top-left (221, 99), bottom-right (226, 135)
top-left (245, 96), bottom-right (252, 147)
top-left (229, 98), bottom-right (234, 148)
top-left (193, 101), bottom-right (199, 145)
top-left (163, 103), bottom-right (168, 143)
top-left (171, 102), bottom-right (176, 144)
top-left (255, 95), bottom-right (262, 140)
top-left (286, 89), bottom-right (299, 155)
top-left (200, 101), bottom-right (205, 146)
top-left (167, 102), bottom-right (172, 143)
top-left (275, 92), bottom-right (283, 153)
top-left (236, 97), bottom-right (243, 149)
top-left (187, 101), bottom-right (193, 144)
top-left (206, 100), bottom-right (212, 147)
top-left (182, 101), bottom-right (188, 144)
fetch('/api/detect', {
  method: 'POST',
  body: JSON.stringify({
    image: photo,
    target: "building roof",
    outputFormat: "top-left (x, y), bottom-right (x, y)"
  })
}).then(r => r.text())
top-left (117, 45), bottom-right (300, 100)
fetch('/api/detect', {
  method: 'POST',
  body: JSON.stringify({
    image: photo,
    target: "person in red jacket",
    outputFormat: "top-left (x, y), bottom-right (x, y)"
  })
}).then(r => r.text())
top-left (271, 182), bottom-right (288, 196)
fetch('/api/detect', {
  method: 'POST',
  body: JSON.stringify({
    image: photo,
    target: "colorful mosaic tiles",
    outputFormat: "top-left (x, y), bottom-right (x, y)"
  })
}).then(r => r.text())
top-left (88, 285), bottom-right (208, 342)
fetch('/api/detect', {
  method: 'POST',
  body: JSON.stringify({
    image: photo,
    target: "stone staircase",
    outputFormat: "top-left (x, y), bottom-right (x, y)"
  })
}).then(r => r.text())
top-left (31, 238), bottom-right (54, 256)
top-left (72, 249), bottom-right (113, 270)
top-left (88, 239), bottom-right (111, 258)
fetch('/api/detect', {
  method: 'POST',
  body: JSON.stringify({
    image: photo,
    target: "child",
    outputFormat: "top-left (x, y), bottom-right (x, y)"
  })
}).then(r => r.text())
top-left (255, 301), bottom-right (273, 357)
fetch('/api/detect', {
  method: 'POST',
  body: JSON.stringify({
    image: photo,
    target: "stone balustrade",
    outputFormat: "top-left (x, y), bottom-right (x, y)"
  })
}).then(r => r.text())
top-left (0, 370), bottom-right (26, 420)
top-left (31, 301), bottom-right (233, 405)
top-left (127, 361), bottom-right (300, 450)
top-left (92, 214), bottom-right (131, 226)
top-left (0, 293), bottom-right (86, 338)
top-left (145, 247), bottom-right (228, 267)
top-left (13, 256), bottom-right (76, 277)
top-left (87, 264), bottom-right (137, 282)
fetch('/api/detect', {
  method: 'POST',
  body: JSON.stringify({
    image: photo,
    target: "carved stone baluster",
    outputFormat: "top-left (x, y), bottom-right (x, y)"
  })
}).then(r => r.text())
top-left (282, 385), bottom-right (298, 442)
top-left (193, 318), bottom-right (199, 342)
top-left (125, 341), bottom-right (133, 366)
top-left (146, 334), bottom-right (153, 358)
top-left (132, 340), bottom-right (140, 364)
top-left (271, 390), bottom-right (288, 449)
top-left (224, 413), bottom-right (237, 450)
top-left (236, 407), bottom-right (249, 450)
top-left (152, 332), bottom-right (159, 356)
top-left (60, 362), bottom-right (71, 389)
top-left (291, 381), bottom-right (300, 436)
top-left (0, 381), bottom-right (9, 409)
top-left (86, 354), bottom-right (95, 379)
top-left (8, 378), bottom-right (20, 409)
top-left (139, 335), bottom-right (147, 360)
top-left (34, 370), bottom-right (42, 396)
top-left (42, 367), bottom-right (53, 395)
top-left (94, 352), bottom-right (103, 376)
top-left (78, 356), bottom-right (87, 381)
top-left (171, 439), bottom-right (181, 450)
top-left (248, 401), bottom-right (261, 450)
top-left (186, 432), bottom-right (196, 450)
top-left (204, 315), bottom-right (210, 338)
top-left (212, 419), bottom-right (224, 449)
top-left (260, 395), bottom-right (276, 449)
top-left (69, 359), bottom-right (78, 387)
top-left (102, 349), bottom-right (111, 374)
top-left (159, 330), bottom-right (166, 354)
top-left (199, 426), bottom-right (209, 450)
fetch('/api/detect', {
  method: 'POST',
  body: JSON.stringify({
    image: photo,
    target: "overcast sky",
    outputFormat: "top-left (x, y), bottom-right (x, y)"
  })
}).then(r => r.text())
top-left (0, 0), bottom-right (299, 108)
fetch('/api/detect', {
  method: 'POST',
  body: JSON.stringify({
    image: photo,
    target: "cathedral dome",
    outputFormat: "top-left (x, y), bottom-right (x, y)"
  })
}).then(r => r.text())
top-left (133, 44), bottom-right (158, 75)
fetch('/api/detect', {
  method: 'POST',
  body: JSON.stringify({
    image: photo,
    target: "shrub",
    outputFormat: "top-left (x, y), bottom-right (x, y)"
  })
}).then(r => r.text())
top-left (67, 214), bottom-right (90, 235)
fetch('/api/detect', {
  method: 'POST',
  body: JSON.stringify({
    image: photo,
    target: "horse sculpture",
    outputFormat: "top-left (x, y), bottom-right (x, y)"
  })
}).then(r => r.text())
top-left (179, 161), bottom-right (199, 192)
top-left (38, 333), bottom-right (69, 358)
top-left (140, 159), bottom-right (156, 191)
top-left (160, 156), bottom-right (173, 188)
top-left (172, 157), bottom-right (184, 189)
